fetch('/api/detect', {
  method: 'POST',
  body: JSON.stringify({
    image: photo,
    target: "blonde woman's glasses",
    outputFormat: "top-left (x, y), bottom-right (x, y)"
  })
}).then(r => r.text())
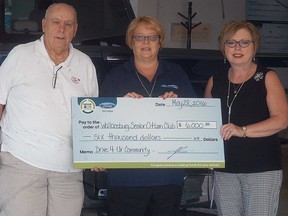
top-left (134, 35), bottom-right (159, 42)
top-left (225, 39), bottom-right (254, 48)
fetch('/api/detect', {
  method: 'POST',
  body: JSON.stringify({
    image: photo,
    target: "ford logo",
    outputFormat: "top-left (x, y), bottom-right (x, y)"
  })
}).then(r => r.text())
top-left (99, 102), bottom-right (116, 109)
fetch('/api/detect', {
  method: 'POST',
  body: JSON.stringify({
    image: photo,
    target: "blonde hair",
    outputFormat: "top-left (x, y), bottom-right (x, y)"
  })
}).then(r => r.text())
top-left (126, 16), bottom-right (165, 49)
top-left (218, 20), bottom-right (261, 56)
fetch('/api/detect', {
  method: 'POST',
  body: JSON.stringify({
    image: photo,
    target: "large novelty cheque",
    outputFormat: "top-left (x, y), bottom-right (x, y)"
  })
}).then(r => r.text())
top-left (72, 97), bottom-right (225, 169)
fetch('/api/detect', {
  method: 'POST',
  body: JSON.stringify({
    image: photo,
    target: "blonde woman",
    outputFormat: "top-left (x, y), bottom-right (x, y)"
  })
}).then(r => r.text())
top-left (205, 20), bottom-right (288, 216)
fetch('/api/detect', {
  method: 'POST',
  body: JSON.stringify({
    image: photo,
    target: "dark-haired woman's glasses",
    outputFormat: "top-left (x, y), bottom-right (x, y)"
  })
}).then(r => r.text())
top-left (134, 35), bottom-right (159, 42)
top-left (225, 39), bottom-right (254, 48)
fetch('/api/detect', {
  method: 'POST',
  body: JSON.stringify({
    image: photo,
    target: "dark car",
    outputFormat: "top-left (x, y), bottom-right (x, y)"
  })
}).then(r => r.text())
top-left (0, 0), bottom-right (228, 96)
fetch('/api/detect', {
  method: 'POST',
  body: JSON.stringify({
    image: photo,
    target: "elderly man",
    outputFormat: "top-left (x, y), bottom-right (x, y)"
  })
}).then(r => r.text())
top-left (0, 3), bottom-right (98, 216)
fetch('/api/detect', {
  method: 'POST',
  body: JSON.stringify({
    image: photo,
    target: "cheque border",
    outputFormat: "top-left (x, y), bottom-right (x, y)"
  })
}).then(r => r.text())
top-left (74, 162), bottom-right (225, 169)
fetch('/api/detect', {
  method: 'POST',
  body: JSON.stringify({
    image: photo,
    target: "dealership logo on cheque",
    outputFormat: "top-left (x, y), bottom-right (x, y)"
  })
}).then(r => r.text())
top-left (80, 99), bottom-right (96, 114)
top-left (99, 102), bottom-right (116, 109)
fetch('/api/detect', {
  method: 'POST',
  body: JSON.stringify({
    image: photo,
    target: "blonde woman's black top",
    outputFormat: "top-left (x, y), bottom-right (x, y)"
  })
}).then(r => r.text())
top-left (211, 65), bottom-right (282, 173)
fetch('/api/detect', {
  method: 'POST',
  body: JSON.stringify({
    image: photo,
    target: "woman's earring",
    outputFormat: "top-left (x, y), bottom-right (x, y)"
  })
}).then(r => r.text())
top-left (224, 57), bottom-right (226, 64)
top-left (253, 57), bottom-right (256, 61)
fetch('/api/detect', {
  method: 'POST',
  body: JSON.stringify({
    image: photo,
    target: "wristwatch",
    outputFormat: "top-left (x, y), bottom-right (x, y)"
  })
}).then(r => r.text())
top-left (242, 126), bottom-right (247, 138)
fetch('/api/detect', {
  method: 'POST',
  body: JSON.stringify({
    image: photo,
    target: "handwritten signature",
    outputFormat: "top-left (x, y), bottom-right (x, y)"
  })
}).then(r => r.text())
top-left (167, 146), bottom-right (188, 160)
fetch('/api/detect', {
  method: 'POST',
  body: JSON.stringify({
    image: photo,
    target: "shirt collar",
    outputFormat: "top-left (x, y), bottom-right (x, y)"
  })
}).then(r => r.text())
top-left (124, 56), bottom-right (165, 78)
top-left (35, 35), bottom-right (74, 67)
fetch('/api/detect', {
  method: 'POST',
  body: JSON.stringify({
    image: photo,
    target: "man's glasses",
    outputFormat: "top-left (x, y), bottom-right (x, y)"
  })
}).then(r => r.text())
top-left (134, 35), bottom-right (159, 42)
top-left (52, 66), bottom-right (63, 89)
top-left (224, 39), bottom-right (254, 48)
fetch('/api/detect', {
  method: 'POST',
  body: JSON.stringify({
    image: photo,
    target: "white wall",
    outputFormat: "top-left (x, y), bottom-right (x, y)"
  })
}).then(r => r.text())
top-left (129, 1), bottom-right (288, 92)
top-left (130, 0), bottom-right (246, 50)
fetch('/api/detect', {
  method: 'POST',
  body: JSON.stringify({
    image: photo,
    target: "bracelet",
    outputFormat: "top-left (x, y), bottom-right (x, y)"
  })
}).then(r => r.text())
top-left (242, 126), bottom-right (247, 138)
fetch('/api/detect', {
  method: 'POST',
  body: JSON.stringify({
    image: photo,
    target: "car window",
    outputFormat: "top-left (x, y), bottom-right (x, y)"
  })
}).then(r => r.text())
top-left (3, 0), bottom-right (135, 46)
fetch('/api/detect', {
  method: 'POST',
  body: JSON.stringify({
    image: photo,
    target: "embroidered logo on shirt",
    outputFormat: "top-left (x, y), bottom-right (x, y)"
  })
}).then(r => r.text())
top-left (160, 84), bottom-right (179, 89)
top-left (71, 76), bottom-right (80, 84)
